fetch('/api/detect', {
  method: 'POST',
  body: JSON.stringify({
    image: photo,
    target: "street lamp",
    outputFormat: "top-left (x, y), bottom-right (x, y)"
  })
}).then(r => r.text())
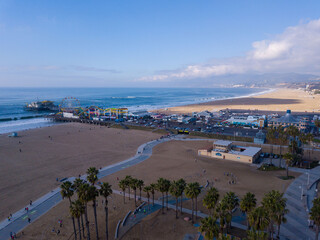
top-left (299, 185), bottom-right (304, 200)
top-left (307, 172), bottom-right (310, 186)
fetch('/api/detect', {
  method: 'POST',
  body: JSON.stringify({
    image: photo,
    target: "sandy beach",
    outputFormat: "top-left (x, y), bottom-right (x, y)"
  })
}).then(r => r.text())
top-left (158, 88), bottom-right (320, 114)
top-left (20, 137), bottom-right (298, 239)
top-left (0, 123), bottom-right (161, 221)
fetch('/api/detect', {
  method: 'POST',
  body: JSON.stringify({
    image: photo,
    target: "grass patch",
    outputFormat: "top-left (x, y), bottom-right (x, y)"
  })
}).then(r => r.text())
top-left (258, 164), bottom-right (285, 171)
top-left (278, 176), bottom-right (295, 180)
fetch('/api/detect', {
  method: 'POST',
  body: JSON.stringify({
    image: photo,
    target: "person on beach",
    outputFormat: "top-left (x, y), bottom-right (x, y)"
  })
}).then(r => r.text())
top-left (30, 200), bottom-right (32, 206)
top-left (28, 217), bottom-right (31, 223)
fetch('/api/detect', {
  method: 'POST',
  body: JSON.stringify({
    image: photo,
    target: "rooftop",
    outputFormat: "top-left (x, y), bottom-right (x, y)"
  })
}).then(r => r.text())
top-left (214, 140), bottom-right (232, 146)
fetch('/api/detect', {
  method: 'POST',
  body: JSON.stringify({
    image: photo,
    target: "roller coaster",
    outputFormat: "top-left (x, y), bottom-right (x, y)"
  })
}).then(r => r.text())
top-left (58, 97), bottom-right (128, 120)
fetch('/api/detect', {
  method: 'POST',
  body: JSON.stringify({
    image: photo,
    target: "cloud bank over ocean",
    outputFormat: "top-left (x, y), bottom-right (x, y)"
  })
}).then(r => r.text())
top-left (139, 19), bottom-right (320, 82)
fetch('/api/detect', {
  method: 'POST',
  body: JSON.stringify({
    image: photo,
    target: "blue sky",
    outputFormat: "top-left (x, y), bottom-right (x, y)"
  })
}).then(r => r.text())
top-left (0, 0), bottom-right (320, 87)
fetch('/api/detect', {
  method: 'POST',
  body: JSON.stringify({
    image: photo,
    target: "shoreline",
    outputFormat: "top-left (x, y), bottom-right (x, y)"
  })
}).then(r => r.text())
top-left (155, 88), bottom-right (320, 114)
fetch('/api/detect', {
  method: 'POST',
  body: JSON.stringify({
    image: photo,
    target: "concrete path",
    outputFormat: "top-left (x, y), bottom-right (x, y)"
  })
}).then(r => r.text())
top-left (281, 166), bottom-right (320, 240)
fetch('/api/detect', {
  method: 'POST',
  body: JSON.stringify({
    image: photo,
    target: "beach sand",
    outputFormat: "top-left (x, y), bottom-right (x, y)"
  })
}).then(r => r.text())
top-left (21, 138), bottom-right (298, 239)
top-left (158, 88), bottom-right (320, 114)
top-left (0, 123), bottom-right (161, 221)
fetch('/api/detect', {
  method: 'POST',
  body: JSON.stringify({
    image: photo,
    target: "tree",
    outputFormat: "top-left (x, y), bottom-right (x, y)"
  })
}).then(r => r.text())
top-left (73, 179), bottom-right (86, 237)
top-left (136, 179), bottom-right (144, 201)
top-left (130, 178), bottom-right (138, 206)
top-left (157, 178), bottom-right (167, 214)
top-left (248, 206), bottom-right (268, 232)
top-left (215, 202), bottom-right (228, 234)
top-left (163, 179), bottom-right (171, 210)
top-left (119, 180), bottom-right (127, 204)
top-left (203, 187), bottom-right (220, 216)
top-left (70, 200), bottom-right (83, 240)
top-left (177, 178), bottom-right (186, 214)
top-left (143, 186), bottom-right (151, 210)
top-left (99, 182), bottom-right (113, 240)
top-left (283, 152), bottom-right (294, 178)
top-left (88, 185), bottom-right (99, 240)
top-left (169, 181), bottom-right (182, 219)
top-left (221, 192), bottom-right (239, 231)
top-left (86, 167), bottom-right (99, 185)
top-left (150, 183), bottom-right (157, 206)
top-left (199, 216), bottom-right (219, 240)
top-left (240, 192), bottom-right (257, 229)
top-left (246, 229), bottom-right (268, 240)
top-left (261, 190), bottom-right (288, 239)
top-left (78, 183), bottom-right (91, 240)
top-left (310, 197), bottom-right (320, 240)
top-left (61, 181), bottom-right (77, 240)
top-left (185, 182), bottom-right (201, 223)
top-left (124, 175), bottom-right (133, 200)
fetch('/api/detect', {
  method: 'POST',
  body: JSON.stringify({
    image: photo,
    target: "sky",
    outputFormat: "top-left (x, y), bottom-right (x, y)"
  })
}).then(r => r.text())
top-left (0, 0), bottom-right (320, 87)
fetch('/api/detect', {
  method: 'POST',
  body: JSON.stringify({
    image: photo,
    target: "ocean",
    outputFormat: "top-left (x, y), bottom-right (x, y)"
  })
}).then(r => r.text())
top-left (0, 87), bottom-right (268, 134)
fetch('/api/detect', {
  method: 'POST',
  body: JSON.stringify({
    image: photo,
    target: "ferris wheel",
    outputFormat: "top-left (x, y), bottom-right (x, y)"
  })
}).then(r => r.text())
top-left (60, 97), bottom-right (81, 112)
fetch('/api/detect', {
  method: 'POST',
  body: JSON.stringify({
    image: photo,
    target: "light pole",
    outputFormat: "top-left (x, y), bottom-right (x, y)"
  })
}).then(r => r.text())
top-left (307, 172), bottom-right (310, 186)
top-left (300, 185), bottom-right (304, 200)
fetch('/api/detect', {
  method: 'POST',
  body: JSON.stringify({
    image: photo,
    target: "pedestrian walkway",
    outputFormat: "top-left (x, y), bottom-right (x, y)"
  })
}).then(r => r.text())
top-left (281, 166), bottom-right (320, 240)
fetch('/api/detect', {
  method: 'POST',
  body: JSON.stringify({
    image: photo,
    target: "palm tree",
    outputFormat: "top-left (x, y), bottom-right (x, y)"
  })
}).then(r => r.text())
top-left (70, 201), bottom-right (82, 240)
top-left (203, 187), bottom-right (219, 216)
top-left (185, 182), bottom-right (200, 224)
top-left (99, 182), bottom-right (113, 240)
top-left (163, 179), bottom-right (171, 211)
top-left (248, 206), bottom-right (268, 232)
top-left (169, 181), bottom-right (182, 219)
top-left (215, 202), bottom-right (228, 234)
top-left (119, 179), bottom-right (127, 204)
top-left (221, 192), bottom-right (239, 231)
top-left (240, 192), bottom-right (257, 229)
top-left (73, 179), bottom-right (86, 238)
top-left (262, 190), bottom-right (287, 239)
top-left (78, 183), bottom-right (91, 240)
top-left (310, 197), bottom-right (320, 240)
top-left (130, 178), bottom-right (138, 206)
top-left (143, 186), bottom-right (151, 210)
top-left (60, 181), bottom-right (77, 240)
top-left (199, 216), bottom-right (219, 240)
top-left (88, 185), bottom-right (99, 240)
top-left (283, 152), bottom-right (294, 178)
top-left (86, 167), bottom-right (99, 185)
top-left (157, 178), bottom-right (167, 214)
top-left (177, 178), bottom-right (186, 214)
top-left (194, 182), bottom-right (201, 220)
top-left (246, 229), bottom-right (268, 240)
top-left (136, 179), bottom-right (144, 200)
top-left (124, 175), bottom-right (133, 200)
top-left (150, 183), bottom-right (157, 206)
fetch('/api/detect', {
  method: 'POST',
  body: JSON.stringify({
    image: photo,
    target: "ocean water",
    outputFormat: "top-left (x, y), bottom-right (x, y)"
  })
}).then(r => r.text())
top-left (0, 87), bottom-right (268, 134)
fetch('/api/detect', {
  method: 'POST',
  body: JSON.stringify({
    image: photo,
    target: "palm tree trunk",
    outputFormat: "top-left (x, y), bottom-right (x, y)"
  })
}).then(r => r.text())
top-left (81, 214), bottom-right (85, 238)
top-left (84, 204), bottom-right (90, 240)
top-left (134, 189), bottom-right (137, 206)
top-left (162, 193), bottom-right (164, 214)
top-left (175, 197), bottom-right (178, 219)
top-left (195, 196), bottom-right (198, 220)
top-left (147, 196), bottom-right (150, 211)
top-left (69, 198), bottom-right (78, 240)
top-left (316, 225), bottom-right (319, 240)
top-left (77, 217), bottom-right (82, 240)
top-left (139, 189), bottom-right (142, 200)
top-left (152, 193), bottom-right (155, 206)
top-left (229, 211), bottom-right (232, 229)
top-left (166, 192), bottom-right (169, 211)
top-left (277, 224), bottom-right (281, 239)
top-left (128, 187), bottom-right (131, 200)
top-left (180, 196), bottom-right (183, 214)
top-left (286, 165), bottom-right (289, 178)
top-left (191, 198), bottom-right (194, 224)
top-left (105, 200), bottom-right (109, 240)
top-left (123, 191), bottom-right (126, 204)
top-left (93, 201), bottom-right (99, 240)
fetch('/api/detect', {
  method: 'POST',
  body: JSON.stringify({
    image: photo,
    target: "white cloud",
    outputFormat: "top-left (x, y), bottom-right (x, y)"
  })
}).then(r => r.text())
top-left (139, 18), bottom-right (320, 82)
